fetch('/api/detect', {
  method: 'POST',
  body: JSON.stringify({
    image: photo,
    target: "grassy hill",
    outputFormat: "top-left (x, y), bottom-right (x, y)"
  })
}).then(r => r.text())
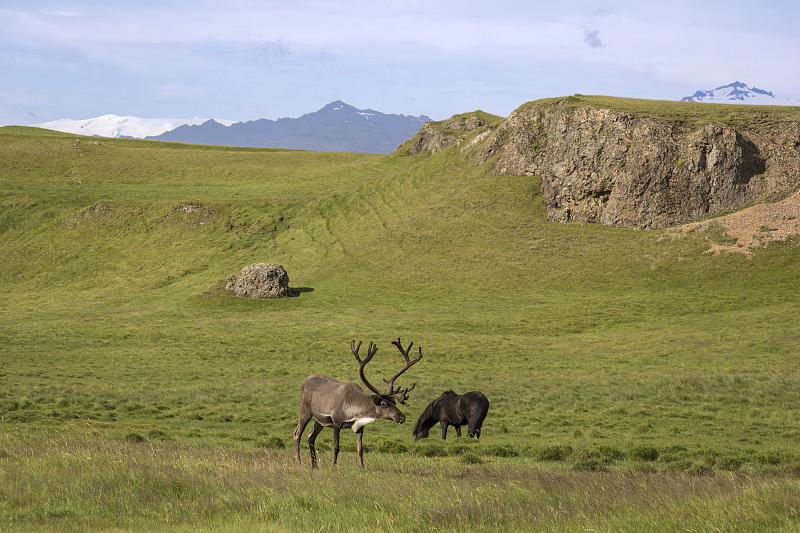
top-left (2, 105), bottom-right (800, 531)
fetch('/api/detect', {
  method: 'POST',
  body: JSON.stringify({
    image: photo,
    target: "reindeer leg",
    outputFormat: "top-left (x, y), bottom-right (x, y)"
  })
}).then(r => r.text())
top-left (356, 427), bottom-right (365, 468)
top-left (307, 421), bottom-right (324, 469)
top-left (331, 425), bottom-right (342, 466)
top-left (293, 411), bottom-right (313, 466)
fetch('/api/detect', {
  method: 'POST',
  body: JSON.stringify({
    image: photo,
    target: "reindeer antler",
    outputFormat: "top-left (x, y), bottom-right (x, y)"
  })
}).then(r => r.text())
top-left (351, 340), bottom-right (383, 396)
top-left (384, 338), bottom-right (423, 405)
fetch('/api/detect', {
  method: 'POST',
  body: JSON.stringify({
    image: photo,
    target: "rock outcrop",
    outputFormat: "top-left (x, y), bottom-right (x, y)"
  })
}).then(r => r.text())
top-left (406, 112), bottom-right (500, 154)
top-left (412, 97), bottom-right (800, 229)
top-left (225, 262), bottom-right (292, 298)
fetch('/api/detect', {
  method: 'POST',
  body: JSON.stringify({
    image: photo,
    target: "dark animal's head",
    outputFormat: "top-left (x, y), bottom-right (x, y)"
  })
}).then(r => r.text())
top-left (412, 400), bottom-right (436, 440)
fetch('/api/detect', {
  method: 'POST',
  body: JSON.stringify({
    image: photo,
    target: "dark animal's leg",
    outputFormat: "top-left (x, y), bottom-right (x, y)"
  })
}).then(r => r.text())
top-left (454, 425), bottom-right (462, 438)
top-left (356, 427), bottom-right (365, 468)
top-left (307, 421), bottom-right (324, 469)
top-left (331, 425), bottom-right (341, 466)
top-left (469, 405), bottom-right (489, 439)
top-left (469, 417), bottom-right (484, 439)
top-left (466, 417), bottom-right (477, 438)
top-left (441, 422), bottom-right (449, 440)
top-left (294, 410), bottom-right (313, 466)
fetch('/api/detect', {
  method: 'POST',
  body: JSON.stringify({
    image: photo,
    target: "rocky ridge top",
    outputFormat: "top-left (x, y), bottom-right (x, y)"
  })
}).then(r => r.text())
top-left (401, 97), bottom-right (800, 239)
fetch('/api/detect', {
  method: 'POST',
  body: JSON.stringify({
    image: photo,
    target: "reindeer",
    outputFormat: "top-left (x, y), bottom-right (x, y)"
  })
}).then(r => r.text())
top-left (293, 338), bottom-right (423, 468)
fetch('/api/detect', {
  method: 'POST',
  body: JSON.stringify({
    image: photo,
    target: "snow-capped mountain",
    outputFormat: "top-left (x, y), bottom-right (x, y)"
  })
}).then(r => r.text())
top-left (681, 82), bottom-right (799, 105)
top-left (33, 114), bottom-right (234, 139)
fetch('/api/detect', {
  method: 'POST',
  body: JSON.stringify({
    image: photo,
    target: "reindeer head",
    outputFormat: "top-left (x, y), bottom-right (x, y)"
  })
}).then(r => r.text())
top-left (351, 338), bottom-right (423, 423)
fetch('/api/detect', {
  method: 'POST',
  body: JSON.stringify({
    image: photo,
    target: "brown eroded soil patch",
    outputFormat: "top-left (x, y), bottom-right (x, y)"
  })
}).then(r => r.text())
top-left (670, 191), bottom-right (800, 256)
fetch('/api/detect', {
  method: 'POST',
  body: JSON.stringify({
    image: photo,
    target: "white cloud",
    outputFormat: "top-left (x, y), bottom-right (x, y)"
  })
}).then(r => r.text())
top-left (251, 40), bottom-right (292, 69)
top-left (0, 0), bottom-right (798, 124)
top-left (41, 8), bottom-right (83, 17)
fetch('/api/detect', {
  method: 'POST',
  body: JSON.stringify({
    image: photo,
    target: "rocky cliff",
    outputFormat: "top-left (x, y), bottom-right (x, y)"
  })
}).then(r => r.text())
top-left (407, 111), bottom-right (500, 154)
top-left (404, 96), bottom-right (800, 229)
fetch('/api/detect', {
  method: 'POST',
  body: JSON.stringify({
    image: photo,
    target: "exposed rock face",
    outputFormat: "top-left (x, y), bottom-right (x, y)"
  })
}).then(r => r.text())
top-left (468, 101), bottom-right (800, 229)
top-left (225, 263), bottom-right (292, 298)
top-left (409, 113), bottom-right (493, 154)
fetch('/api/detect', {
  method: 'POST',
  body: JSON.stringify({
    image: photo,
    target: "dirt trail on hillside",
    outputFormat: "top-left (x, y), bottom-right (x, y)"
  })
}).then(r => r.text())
top-left (670, 191), bottom-right (800, 256)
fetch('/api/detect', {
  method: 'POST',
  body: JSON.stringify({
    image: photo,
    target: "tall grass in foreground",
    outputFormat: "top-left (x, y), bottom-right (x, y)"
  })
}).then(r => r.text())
top-left (2, 430), bottom-right (800, 532)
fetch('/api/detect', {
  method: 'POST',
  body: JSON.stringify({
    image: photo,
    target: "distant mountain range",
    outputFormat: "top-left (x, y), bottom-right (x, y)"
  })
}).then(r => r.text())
top-left (146, 101), bottom-right (431, 153)
top-left (33, 101), bottom-right (430, 154)
top-left (681, 81), bottom-right (800, 105)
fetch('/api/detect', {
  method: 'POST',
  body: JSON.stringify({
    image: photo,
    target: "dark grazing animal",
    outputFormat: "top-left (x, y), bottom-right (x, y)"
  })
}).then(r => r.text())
top-left (293, 338), bottom-right (423, 468)
top-left (412, 390), bottom-right (489, 441)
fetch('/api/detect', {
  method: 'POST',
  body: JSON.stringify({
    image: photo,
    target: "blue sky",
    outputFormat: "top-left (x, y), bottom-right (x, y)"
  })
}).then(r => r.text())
top-left (1, 0), bottom-right (798, 125)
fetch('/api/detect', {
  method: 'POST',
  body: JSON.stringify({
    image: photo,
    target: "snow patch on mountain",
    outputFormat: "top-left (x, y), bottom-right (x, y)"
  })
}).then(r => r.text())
top-left (681, 82), bottom-right (800, 106)
top-left (33, 114), bottom-right (235, 138)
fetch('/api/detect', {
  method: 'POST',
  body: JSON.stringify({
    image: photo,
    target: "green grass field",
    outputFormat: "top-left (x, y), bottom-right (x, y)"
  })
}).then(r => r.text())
top-left (2, 102), bottom-right (800, 532)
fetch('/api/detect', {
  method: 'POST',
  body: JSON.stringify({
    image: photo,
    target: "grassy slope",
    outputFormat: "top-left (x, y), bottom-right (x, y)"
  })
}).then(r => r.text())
top-left (1, 121), bottom-right (800, 531)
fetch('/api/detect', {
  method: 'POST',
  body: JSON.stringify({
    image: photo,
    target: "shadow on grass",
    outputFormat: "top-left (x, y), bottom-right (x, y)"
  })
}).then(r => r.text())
top-left (289, 287), bottom-right (314, 297)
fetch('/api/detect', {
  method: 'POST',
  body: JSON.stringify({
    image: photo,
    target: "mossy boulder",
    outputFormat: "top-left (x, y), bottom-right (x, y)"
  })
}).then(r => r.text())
top-left (225, 262), bottom-right (292, 298)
